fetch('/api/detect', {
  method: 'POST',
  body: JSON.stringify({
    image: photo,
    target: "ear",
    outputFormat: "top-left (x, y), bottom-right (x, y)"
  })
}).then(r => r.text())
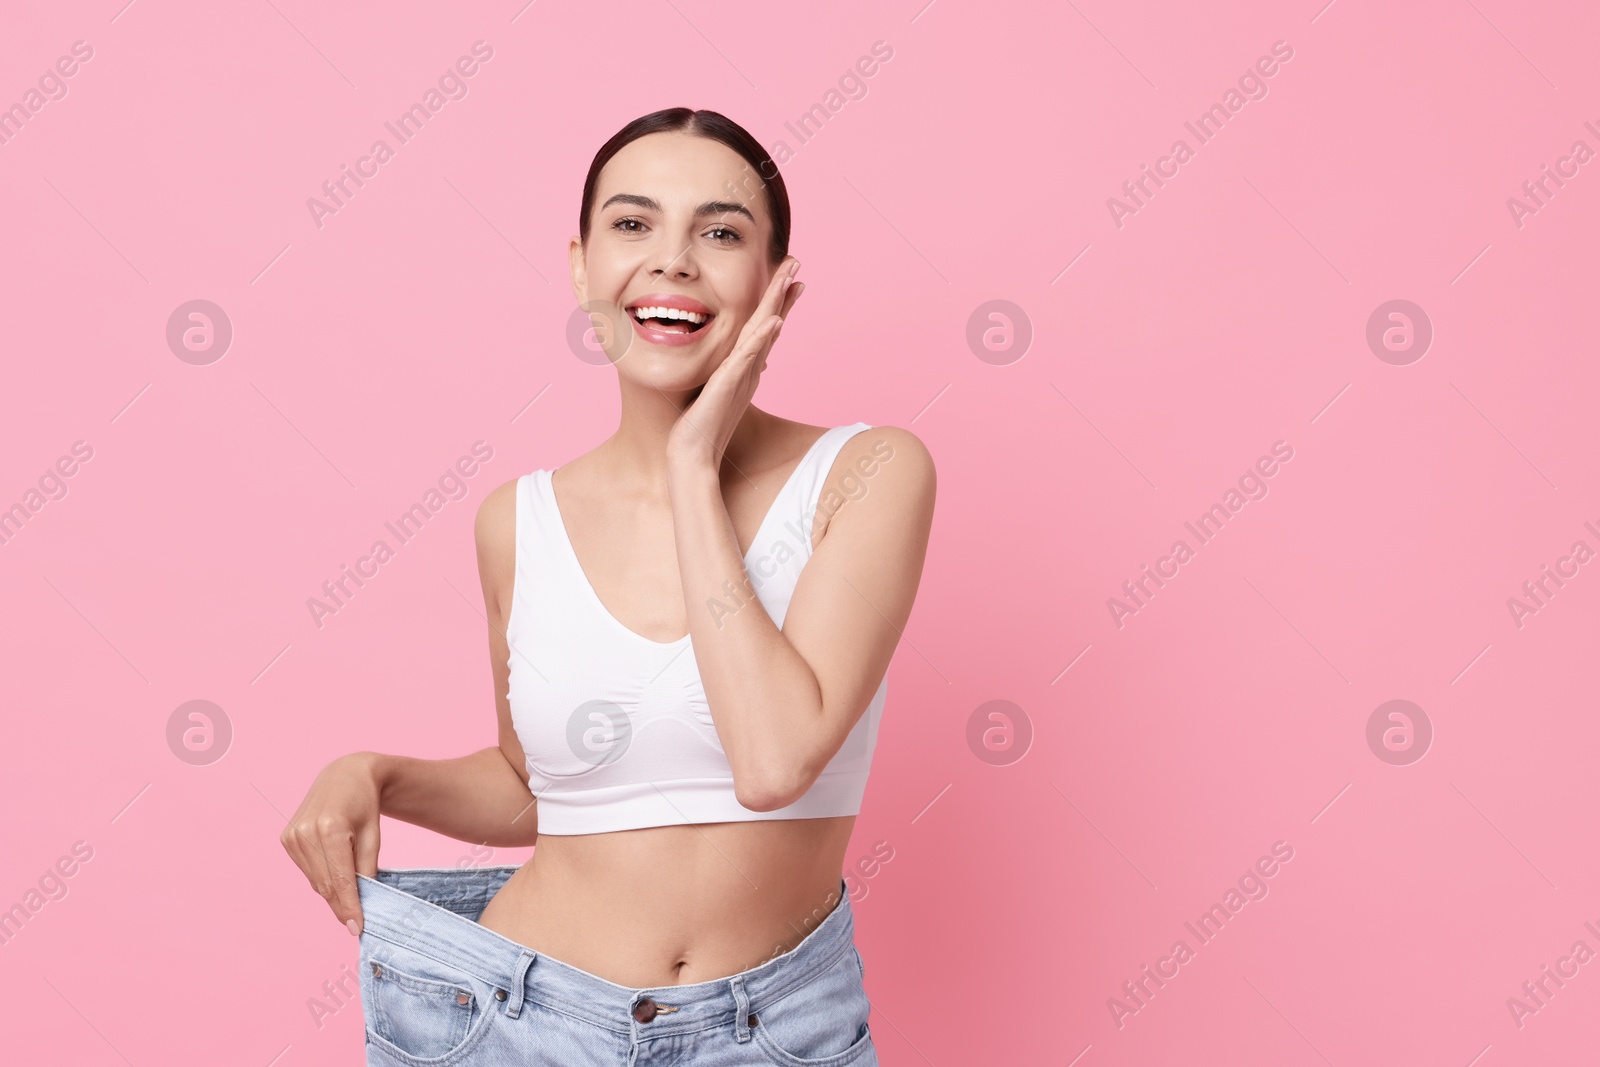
top-left (568, 236), bottom-right (587, 305)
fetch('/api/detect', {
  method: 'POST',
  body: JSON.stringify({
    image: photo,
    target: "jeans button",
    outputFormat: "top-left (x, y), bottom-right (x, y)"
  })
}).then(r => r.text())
top-left (633, 997), bottom-right (659, 1023)
top-left (748, 1012), bottom-right (759, 1028)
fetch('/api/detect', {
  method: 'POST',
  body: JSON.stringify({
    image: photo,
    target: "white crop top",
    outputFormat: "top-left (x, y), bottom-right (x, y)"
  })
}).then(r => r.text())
top-left (503, 422), bottom-right (887, 835)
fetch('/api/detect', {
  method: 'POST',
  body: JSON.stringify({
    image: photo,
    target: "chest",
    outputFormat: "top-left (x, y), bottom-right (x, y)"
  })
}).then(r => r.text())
top-left (502, 466), bottom-right (829, 779)
top-left (546, 475), bottom-right (831, 647)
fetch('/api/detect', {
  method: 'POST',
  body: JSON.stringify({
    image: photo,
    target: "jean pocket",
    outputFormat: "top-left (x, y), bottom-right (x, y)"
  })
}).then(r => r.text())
top-left (358, 936), bottom-right (497, 1066)
top-left (750, 946), bottom-right (875, 1066)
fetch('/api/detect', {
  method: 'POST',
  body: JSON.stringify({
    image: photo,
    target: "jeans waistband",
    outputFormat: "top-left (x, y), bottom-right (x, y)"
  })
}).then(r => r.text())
top-left (355, 866), bottom-right (858, 1038)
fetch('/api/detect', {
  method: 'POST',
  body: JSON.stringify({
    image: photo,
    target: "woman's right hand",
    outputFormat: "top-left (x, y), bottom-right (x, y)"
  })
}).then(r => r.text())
top-left (280, 752), bottom-right (384, 936)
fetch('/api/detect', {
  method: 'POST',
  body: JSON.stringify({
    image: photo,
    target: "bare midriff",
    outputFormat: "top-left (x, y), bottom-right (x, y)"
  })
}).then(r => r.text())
top-left (476, 815), bottom-right (856, 988)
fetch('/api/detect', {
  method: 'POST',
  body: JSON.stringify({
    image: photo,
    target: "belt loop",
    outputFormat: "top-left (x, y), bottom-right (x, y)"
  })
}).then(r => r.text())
top-left (504, 949), bottom-right (536, 1019)
top-left (730, 974), bottom-right (752, 1043)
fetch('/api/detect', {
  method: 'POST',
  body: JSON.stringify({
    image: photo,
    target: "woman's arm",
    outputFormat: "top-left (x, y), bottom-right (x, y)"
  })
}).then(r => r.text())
top-left (668, 427), bottom-right (935, 811)
top-left (366, 747), bottom-right (537, 847)
top-left (662, 259), bottom-right (936, 812)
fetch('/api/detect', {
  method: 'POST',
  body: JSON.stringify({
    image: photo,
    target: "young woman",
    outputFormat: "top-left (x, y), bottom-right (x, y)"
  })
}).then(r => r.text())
top-left (281, 107), bottom-right (936, 1066)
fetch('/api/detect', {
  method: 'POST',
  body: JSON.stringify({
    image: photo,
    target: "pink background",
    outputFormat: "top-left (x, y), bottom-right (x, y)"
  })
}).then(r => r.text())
top-left (3, 0), bottom-right (1598, 1063)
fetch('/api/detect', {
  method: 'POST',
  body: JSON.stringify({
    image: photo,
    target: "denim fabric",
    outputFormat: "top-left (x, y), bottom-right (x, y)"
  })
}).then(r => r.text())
top-left (355, 867), bottom-right (877, 1066)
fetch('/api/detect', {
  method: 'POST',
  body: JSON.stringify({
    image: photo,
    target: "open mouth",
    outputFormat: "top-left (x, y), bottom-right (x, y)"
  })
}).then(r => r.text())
top-left (627, 305), bottom-right (714, 335)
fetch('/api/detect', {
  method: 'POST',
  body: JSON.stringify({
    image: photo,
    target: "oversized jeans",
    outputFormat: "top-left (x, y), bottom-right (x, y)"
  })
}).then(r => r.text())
top-left (355, 867), bottom-right (878, 1066)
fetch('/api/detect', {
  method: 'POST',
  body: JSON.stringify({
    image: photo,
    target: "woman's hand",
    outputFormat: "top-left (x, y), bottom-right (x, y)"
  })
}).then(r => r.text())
top-left (280, 752), bottom-right (383, 936)
top-left (667, 256), bottom-right (805, 469)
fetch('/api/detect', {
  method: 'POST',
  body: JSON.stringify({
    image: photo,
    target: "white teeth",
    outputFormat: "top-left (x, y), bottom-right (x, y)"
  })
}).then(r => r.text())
top-left (631, 306), bottom-right (709, 324)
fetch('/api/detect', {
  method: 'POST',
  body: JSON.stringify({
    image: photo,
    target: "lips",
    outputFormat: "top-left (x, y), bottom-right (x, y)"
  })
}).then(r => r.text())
top-left (624, 293), bottom-right (715, 336)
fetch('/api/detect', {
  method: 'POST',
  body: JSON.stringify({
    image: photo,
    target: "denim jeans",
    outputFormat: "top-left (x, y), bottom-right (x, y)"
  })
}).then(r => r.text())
top-left (355, 867), bottom-right (878, 1066)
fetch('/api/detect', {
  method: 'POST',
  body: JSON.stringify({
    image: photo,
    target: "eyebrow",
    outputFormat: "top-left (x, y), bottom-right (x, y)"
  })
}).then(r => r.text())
top-left (598, 193), bottom-right (756, 224)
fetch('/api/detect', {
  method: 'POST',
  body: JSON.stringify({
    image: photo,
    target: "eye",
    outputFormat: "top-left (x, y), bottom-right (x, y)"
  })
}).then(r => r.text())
top-left (612, 216), bottom-right (646, 234)
top-left (706, 226), bottom-right (742, 244)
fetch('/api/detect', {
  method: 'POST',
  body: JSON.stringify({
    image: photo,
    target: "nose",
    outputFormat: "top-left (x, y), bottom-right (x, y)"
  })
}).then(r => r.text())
top-left (649, 241), bottom-right (698, 280)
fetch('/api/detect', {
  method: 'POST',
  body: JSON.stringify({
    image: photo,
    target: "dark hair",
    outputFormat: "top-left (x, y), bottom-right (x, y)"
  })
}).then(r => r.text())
top-left (578, 108), bottom-right (791, 267)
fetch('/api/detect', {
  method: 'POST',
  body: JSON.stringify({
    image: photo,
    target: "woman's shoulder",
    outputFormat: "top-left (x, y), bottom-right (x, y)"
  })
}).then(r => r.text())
top-left (471, 458), bottom-right (576, 616)
top-left (830, 422), bottom-right (935, 483)
top-left (473, 476), bottom-right (525, 617)
top-left (773, 417), bottom-right (931, 463)
top-left (815, 422), bottom-right (936, 533)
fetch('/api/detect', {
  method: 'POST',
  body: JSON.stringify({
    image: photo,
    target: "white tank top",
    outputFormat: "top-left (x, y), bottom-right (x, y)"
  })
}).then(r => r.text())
top-left (504, 423), bottom-right (886, 835)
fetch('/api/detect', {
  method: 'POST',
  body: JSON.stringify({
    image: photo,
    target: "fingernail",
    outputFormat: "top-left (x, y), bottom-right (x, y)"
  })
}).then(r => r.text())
top-left (792, 260), bottom-right (802, 278)
top-left (346, 919), bottom-right (360, 937)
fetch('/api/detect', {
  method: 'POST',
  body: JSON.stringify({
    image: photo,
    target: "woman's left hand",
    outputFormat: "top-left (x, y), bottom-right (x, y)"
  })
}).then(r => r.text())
top-left (667, 256), bottom-right (805, 469)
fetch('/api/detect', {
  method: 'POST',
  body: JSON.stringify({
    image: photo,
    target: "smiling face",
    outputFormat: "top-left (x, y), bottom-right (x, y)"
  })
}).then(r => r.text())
top-left (570, 131), bottom-right (779, 386)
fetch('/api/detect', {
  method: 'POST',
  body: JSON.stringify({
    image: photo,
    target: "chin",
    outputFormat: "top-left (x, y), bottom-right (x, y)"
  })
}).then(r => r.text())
top-left (616, 359), bottom-right (711, 394)
top-left (621, 336), bottom-right (730, 373)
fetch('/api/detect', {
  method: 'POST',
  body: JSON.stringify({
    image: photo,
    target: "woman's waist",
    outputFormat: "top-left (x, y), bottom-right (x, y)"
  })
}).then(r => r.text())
top-left (480, 818), bottom-right (855, 986)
